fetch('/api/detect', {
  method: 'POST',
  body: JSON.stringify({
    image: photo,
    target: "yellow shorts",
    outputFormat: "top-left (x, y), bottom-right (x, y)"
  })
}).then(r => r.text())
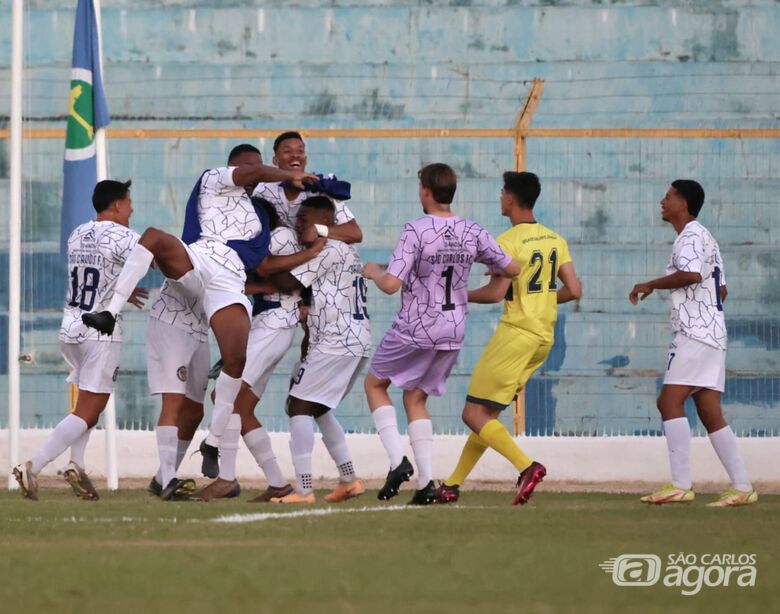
top-left (466, 323), bottom-right (552, 411)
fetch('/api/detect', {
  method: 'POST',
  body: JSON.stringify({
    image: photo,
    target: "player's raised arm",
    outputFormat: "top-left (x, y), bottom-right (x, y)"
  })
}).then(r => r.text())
top-left (327, 218), bottom-right (363, 244)
top-left (362, 262), bottom-right (402, 295)
top-left (468, 274), bottom-right (512, 304)
top-left (556, 261), bottom-right (582, 304)
top-left (233, 163), bottom-right (317, 191)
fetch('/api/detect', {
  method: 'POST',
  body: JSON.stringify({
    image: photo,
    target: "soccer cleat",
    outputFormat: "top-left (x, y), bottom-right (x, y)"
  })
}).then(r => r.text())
top-left (147, 477), bottom-right (163, 497)
top-left (160, 478), bottom-right (197, 501)
top-left (377, 456), bottom-right (414, 501)
top-left (513, 461), bottom-right (547, 506)
top-left (325, 479), bottom-right (365, 503)
top-left (198, 439), bottom-right (220, 478)
top-left (248, 483), bottom-right (294, 503)
top-left (706, 487), bottom-right (758, 507)
top-left (81, 311), bottom-right (116, 336)
top-left (434, 483), bottom-right (460, 504)
top-left (62, 461), bottom-right (100, 501)
top-left (12, 461), bottom-right (39, 501)
top-left (270, 491), bottom-right (316, 504)
top-left (409, 480), bottom-right (437, 506)
top-left (640, 483), bottom-right (695, 505)
top-left (191, 478), bottom-right (241, 502)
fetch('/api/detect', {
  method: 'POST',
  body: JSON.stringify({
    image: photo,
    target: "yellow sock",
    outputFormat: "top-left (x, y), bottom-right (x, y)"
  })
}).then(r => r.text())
top-left (478, 419), bottom-right (532, 473)
top-left (445, 432), bottom-right (488, 486)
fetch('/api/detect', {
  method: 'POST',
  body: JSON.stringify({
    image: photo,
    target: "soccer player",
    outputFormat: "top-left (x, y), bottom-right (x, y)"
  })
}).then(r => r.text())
top-left (266, 196), bottom-right (371, 504)
top-left (435, 171), bottom-right (581, 506)
top-left (13, 180), bottom-right (147, 500)
top-left (363, 163), bottom-right (520, 505)
top-left (145, 277), bottom-right (209, 500)
top-left (629, 180), bottom-right (757, 507)
top-left (80, 145), bottom-right (316, 478)
top-left (253, 131), bottom-right (362, 243)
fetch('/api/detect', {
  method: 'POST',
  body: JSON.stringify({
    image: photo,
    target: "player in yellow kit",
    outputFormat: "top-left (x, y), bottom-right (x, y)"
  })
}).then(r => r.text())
top-left (436, 172), bottom-right (582, 505)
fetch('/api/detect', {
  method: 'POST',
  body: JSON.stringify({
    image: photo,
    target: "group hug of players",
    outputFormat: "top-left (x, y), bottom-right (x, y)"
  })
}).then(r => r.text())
top-left (13, 131), bottom-right (758, 508)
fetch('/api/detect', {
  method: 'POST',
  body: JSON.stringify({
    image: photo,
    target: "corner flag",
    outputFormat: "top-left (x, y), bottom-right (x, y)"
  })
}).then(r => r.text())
top-left (60, 0), bottom-right (110, 251)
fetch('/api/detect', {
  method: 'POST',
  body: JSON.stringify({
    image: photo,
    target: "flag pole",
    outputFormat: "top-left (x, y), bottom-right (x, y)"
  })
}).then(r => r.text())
top-left (7, 0), bottom-right (23, 489)
top-left (92, 0), bottom-right (118, 491)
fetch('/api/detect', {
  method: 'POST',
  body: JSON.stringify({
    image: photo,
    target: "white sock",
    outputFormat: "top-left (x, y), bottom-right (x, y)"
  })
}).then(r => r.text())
top-left (316, 411), bottom-right (355, 483)
top-left (243, 427), bottom-right (286, 488)
top-left (175, 439), bottom-right (191, 471)
top-left (663, 417), bottom-right (692, 490)
top-left (218, 414), bottom-right (242, 482)
top-left (156, 425), bottom-right (179, 487)
top-left (408, 418), bottom-right (433, 489)
top-left (708, 425), bottom-right (752, 491)
top-left (289, 415), bottom-right (314, 495)
top-left (107, 243), bottom-right (154, 315)
top-left (30, 414), bottom-right (88, 475)
top-left (205, 372), bottom-right (242, 447)
top-left (69, 427), bottom-right (93, 468)
top-left (372, 405), bottom-right (404, 469)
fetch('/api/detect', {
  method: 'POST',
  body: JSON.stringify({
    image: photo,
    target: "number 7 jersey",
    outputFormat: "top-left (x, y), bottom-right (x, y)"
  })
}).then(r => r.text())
top-left (498, 222), bottom-right (572, 344)
top-left (60, 220), bottom-right (141, 343)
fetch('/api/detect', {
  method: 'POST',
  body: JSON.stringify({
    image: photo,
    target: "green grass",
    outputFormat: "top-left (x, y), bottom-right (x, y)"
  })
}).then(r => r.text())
top-left (0, 488), bottom-right (777, 614)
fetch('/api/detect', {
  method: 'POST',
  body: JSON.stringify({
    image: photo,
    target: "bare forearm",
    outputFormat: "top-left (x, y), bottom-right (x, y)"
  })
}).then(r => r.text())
top-left (233, 164), bottom-right (295, 186)
top-left (245, 281), bottom-right (277, 295)
top-left (328, 220), bottom-right (363, 244)
top-left (373, 273), bottom-right (401, 295)
top-left (256, 249), bottom-right (317, 276)
top-left (557, 287), bottom-right (578, 304)
top-left (646, 270), bottom-right (702, 290)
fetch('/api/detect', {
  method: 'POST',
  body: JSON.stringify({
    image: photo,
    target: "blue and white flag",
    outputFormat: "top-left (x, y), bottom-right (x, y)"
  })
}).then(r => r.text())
top-left (60, 0), bottom-right (110, 251)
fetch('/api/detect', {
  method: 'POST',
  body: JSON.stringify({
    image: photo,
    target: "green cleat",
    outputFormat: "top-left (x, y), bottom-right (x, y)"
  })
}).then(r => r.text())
top-left (706, 487), bottom-right (758, 507)
top-left (640, 483), bottom-right (695, 505)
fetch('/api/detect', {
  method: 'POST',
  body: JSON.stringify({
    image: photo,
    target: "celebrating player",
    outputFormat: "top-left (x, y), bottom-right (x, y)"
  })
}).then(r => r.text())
top-left (13, 180), bottom-right (147, 500)
top-left (436, 172), bottom-right (581, 506)
top-left (363, 163), bottom-right (520, 505)
top-left (630, 180), bottom-right (757, 507)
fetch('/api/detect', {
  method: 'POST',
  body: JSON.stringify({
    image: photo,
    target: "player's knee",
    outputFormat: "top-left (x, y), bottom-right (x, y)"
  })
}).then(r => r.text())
top-left (221, 354), bottom-right (246, 378)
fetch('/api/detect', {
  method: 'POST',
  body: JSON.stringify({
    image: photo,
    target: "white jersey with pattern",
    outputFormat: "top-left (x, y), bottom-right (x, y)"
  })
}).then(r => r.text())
top-left (252, 181), bottom-right (355, 229)
top-left (60, 220), bottom-right (140, 343)
top-left (252, 227), bottom-right (302, 330)
top-left (148, 280), bottom-right (209, 344)
top-left (195, 167), bottom-right (262, 274)
top-left (666, 220), bottom-right (727, 350)
top-left (290, 240), bottom-right (372, 357)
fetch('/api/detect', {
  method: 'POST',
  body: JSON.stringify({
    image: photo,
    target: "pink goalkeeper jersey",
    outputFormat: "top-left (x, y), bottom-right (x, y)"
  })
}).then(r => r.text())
top-left (386, 214), bottom-right (511, 350)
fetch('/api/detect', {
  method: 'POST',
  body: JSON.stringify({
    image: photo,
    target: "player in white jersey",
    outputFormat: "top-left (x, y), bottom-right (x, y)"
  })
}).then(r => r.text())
top-left (81, 145), bottom-right (317, 479)
top-left (13, 180), bottom-right (147, 500)
top-left (630, 180), bottom-right (756, 507)
top-left (253, 131), bottom-right (362, 243)
top-left (145, 276), bottom-right (210, 500)
top-left (262, 196), bottom-right (371, 504)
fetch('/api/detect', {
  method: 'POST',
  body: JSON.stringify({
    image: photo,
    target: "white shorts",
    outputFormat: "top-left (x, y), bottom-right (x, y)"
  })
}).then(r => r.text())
top-left (663, 333), bottom-right (726, 392)
top-left (289, 351), bottom-right (368, 409)
top-left (61, 340), bottom-right (121, 394)
top-left (182, 240), bottom-right (251, 323)
top-left (146, 317), bottom-right (211, 403)
top-left (243, 323), bottom-right (297, 399)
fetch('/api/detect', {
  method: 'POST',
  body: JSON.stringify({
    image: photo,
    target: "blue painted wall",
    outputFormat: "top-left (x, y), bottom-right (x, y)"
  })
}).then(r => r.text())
top-left (0, 0), bottom-right (778, 435)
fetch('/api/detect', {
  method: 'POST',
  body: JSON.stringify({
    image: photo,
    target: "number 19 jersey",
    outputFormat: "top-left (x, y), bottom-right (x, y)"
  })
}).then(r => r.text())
top-left (498, 222), bottom-right (571, 344)
top-left (59, 220), bottom-right (141, 344)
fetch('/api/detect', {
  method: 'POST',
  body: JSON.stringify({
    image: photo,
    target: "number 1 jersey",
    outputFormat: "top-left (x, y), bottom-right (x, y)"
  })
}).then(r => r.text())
top-left (60, 220), bottom-right (141, 343)
top-left (498, 222), bottom-right (571, 344)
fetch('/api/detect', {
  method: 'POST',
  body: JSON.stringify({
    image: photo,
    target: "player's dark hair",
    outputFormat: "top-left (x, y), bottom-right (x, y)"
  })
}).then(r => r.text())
top-left (502, 171), bottom-right (541, 210)
top-left (671, 179), bottom-right (705, 217)
top-left (273, 131), bottom-right (304, 153)
top-left (227, 143), bottom-right (261, 164)
top-left (418, 163), bottom-right (457, 204)
top-left (92, 179), bottom-right (131, 213)
top-left (300, 195), bottom-right (336, 212)
top-left (251, 196), bottom-right (281, 231)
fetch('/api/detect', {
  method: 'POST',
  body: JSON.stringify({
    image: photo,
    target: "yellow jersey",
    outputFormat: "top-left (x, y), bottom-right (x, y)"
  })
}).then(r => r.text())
top-left (497, 222), bottom-right (572, 343)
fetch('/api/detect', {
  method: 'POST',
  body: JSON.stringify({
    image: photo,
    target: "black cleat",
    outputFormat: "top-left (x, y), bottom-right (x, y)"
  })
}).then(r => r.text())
top-left (377, 456), bottom-right (414, 501)
top-left (199, 440), bottom-right (220, 478)
top-left (81, 311), bottom-right (116, 336)
top-left (147, 477), bottom-right (162, 497)
top-left (409, 480), bottom-right (437, 506)
top-left (161, 478), bottom-right (195, 501)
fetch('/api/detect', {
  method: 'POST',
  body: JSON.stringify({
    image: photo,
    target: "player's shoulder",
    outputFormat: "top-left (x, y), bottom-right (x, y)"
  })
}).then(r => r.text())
top-left (253, 181), bottom-right (283, 200)
top-left (271, 225), bottom-right (297, 241)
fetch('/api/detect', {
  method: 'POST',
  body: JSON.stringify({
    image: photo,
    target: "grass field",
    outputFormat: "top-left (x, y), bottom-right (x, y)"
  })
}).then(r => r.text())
top-left (0, 487), bottom-right (777, 614)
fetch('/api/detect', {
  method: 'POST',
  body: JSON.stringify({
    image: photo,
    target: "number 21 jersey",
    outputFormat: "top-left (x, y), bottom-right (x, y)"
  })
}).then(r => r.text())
top-left (60, 220), bottom-right (140, 343)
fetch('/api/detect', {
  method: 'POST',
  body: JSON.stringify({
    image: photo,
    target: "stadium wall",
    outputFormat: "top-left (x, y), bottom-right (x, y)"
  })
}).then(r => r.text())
top-left (0, 1), bottom-right (778, 440)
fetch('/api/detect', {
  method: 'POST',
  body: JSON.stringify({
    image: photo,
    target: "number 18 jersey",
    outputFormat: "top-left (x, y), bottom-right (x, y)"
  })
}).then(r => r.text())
top-left (59, 220), bottom-right (140, 344)
top-left (498, 222), bottom-right (571, 344)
